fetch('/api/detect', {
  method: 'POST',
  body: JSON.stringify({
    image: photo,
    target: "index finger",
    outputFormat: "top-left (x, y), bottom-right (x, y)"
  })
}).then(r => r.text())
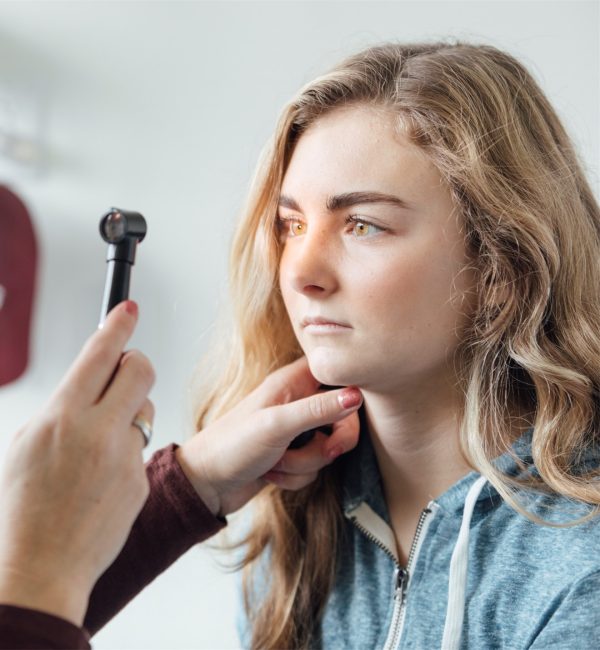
top-left (54, 301), bottom-right (139, 407)
top-left (261, 386), bottom-right (363, 450)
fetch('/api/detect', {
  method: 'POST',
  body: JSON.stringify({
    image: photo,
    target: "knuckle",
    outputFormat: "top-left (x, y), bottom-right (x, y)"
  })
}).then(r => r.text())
top-left (260, 407), bottom-right (282, 436)
top-left (260, 370), bottom-right (294, 406)
top-left (54, 404), bottom-right (79, 436)
top-left (308, 395), bottom-right (327, 421)
top-left (278, 387), bottom-right (294, 405)
top-left (260, 372), bottom-right (283, 398)
top-left (260, 372), bottom-right (277, 391)
top-left (81, 337), bottom-right (108, 372)
top-left (142, 399), bottom-right (155, 422)
top-left (123, 351), bottom-right (156, 389)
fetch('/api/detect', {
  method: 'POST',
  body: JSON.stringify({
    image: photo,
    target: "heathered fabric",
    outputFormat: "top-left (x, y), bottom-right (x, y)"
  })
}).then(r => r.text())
top-left (240, 428), bottom-right (600, 649)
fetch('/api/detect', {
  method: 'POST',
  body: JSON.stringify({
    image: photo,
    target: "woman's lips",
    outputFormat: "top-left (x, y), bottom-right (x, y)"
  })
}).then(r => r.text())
top-left (301, 316), bottom-right (352, 333)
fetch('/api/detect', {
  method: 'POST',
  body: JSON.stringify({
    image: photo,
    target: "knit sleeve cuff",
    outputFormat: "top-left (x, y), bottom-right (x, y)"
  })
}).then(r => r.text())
top-left (0, 604), bottom-right (90, 649)
top-left (147, 443), bottom-right (227, 539)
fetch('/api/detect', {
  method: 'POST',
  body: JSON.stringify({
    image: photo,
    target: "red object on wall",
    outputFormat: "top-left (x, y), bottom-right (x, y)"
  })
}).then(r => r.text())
top-left (0, 186), bottom-right (38, 386)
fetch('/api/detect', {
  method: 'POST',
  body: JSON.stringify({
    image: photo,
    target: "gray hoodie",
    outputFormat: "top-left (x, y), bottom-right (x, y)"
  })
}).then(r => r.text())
top-left (239, 427), bottom-right (600, 649)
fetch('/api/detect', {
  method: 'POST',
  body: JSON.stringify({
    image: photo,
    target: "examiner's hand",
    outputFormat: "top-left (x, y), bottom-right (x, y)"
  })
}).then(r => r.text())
top-left (0, 301), bottom-right (155, 627)
top-left (176, 357), bottom-right (362, 517)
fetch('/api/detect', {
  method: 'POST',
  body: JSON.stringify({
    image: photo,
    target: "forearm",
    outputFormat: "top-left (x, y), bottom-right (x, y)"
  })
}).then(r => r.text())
top-left (84, 443), bottom-right (226, 635)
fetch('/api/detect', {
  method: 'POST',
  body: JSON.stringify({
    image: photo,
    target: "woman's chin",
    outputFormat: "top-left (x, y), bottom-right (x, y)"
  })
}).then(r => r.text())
top-left (306, 353), bottom-right (359, 388)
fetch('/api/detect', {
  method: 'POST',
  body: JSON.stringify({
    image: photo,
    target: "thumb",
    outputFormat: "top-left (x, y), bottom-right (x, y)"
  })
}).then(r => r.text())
top-left (264, 386), bottom-right (363, 448)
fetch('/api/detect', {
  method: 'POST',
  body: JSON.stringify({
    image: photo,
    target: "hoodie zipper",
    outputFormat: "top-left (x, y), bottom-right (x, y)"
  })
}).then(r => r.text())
top-left (384, 506), bottom-right (436, 650)
top-left (348, 503), bottom-right (437, 650)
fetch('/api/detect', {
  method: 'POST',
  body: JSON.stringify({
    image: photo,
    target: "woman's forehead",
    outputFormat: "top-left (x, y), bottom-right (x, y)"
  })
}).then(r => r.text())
top-left (281, 107), bottom-right (447, 209)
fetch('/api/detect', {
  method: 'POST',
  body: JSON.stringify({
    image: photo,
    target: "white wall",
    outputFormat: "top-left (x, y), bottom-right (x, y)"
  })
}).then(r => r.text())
top-left (0, 1), bottom-right (597, 648)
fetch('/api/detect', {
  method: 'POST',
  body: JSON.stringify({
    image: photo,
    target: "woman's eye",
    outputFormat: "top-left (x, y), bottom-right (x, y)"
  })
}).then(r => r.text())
top-left (277, 216), bottom-right (385, 240)
top-left (290, 221), bottom-right (305, 236)
top-left (349, 219), bottom-right (384, 238)
top-left (277, 217), bottom-right (306, 238)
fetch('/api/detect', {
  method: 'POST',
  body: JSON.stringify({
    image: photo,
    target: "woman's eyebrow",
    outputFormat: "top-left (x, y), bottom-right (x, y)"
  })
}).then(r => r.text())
top-left (278, 191), bottom-right (414, 212)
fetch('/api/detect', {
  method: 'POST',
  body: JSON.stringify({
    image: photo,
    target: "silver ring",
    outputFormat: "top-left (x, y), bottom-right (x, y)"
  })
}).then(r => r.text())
top-left (132, 415), bottom-right (153, 448)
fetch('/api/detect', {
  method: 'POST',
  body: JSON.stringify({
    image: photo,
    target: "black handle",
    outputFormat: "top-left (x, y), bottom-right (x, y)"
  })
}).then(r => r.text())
top-left (100, 259), bottom-right (132, 324)
top-left (98, 207), bottom-right (146, 327)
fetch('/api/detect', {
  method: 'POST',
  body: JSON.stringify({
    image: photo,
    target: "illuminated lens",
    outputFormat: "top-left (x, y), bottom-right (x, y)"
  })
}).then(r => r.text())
top-left (104, 212), bottom-right (126, 241)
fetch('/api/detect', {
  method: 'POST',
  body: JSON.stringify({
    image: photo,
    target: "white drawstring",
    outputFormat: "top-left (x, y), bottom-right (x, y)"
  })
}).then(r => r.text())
top-left (441, 475), bottom-right (488, 650)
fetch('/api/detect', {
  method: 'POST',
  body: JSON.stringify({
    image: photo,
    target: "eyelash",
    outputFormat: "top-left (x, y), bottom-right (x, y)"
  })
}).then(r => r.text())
top-left (346, 216), bottom-right (386, 237)
top-left (276, 215), bottom-right (386, 238)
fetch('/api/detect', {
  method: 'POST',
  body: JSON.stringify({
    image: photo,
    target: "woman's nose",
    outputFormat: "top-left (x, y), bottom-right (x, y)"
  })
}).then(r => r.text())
top-left (280, 225), bottom-right (339, 297)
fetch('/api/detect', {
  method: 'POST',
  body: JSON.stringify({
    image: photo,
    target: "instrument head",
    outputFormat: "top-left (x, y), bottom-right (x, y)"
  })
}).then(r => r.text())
top-left (99, 208), bottom-right (146, 245)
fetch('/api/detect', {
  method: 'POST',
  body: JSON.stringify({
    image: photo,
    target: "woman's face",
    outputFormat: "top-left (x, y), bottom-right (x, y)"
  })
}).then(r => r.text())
top-left (278, 105), bottom-right (476, 394)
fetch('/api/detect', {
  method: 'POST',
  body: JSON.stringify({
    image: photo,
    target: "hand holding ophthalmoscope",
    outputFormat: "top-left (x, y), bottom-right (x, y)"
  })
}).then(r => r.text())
top-left (0, 209), bottom-right (153, 629)
top-left (0, 302), bottom-right (154, 628)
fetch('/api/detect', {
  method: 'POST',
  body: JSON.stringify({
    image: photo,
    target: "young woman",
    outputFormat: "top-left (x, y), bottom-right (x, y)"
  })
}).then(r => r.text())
top-left (192, 41), bottom-right (600, 648)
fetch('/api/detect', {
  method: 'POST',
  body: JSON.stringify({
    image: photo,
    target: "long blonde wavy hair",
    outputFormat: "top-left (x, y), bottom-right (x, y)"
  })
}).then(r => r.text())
top-left (193, 41), bottom-right (600, 649)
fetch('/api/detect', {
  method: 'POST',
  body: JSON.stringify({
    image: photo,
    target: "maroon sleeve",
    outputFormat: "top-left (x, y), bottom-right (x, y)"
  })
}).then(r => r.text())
top-left (0, 604), bottom-right (90, 649)
top-left (83, 443), bottom-right (226, 636)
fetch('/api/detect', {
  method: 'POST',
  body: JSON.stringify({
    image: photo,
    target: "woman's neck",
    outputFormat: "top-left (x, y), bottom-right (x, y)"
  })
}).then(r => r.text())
top-left (362, 386), bottom-right (532, 502)
top-left (360, 376), bottom-right (533, 564)
top-left (361, 381), bottom-right (472, 564)
top-left (362, 382), bottom-right (472, 515)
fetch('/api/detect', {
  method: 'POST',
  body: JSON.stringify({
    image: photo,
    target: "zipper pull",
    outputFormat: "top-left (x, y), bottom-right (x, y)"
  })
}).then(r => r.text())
top-left (395, 567), bottom-right (409, 602)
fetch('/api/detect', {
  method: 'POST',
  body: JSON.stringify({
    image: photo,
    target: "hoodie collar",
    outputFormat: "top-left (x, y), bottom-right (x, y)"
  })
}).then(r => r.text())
top-left (339, 413), bottom-right (535, 517)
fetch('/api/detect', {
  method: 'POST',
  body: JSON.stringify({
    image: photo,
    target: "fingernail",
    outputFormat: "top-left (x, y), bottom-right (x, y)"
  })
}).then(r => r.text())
top-left (338, 387), bottom-right (362, 410)
top-left (326, 444), bottom-right (344, 461)
top-left (124, 300), bottom-right (138, 317)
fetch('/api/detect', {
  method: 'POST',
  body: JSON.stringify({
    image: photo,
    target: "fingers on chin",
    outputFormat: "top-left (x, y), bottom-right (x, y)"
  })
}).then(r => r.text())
top-left (272, 422), bottom-right (358, 478)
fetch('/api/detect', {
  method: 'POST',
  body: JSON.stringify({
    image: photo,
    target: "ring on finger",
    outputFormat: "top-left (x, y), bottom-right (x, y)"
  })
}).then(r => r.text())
top-left (132, 415), bottom-right (153, 448)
